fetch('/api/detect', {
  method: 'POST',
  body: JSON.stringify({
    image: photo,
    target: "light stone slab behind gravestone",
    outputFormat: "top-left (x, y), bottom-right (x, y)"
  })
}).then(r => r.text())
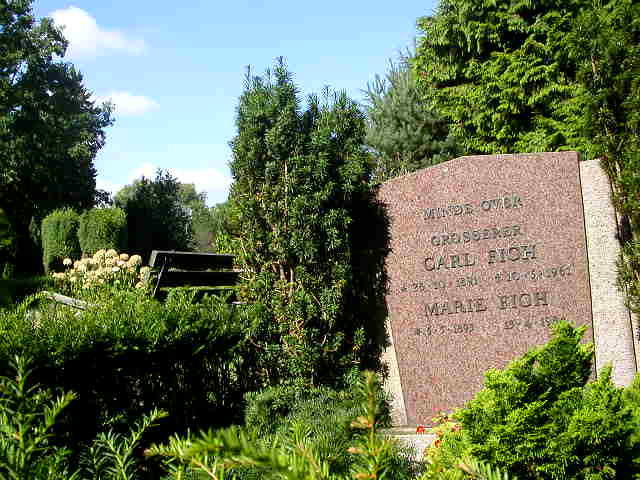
top-left (378, 152), bottom-right (638, 426)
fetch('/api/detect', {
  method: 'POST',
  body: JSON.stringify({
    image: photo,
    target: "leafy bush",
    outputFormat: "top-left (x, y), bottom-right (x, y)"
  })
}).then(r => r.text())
top-left (41, 208), bottom-right (81, 273)
top-left (438, 321), bottom-right (640, 479)
top-left (78, 207), bottom-right (128, 255)
top-left (150, 372), bottom-right (412, 480)
top-left (0, 290), bottom-right (262, 449)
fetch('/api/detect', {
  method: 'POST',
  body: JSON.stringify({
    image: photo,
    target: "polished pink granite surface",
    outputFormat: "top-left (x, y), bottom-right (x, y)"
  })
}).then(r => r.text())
top-left (378, 152), bottom-right (593, 425)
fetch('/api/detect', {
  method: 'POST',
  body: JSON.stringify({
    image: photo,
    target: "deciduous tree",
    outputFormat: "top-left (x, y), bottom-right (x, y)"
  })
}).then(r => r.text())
top-left (0, 0), bottom-right (113, 272)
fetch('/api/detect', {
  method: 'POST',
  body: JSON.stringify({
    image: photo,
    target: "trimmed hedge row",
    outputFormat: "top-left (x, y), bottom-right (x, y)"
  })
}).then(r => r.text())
top-left (42, 207), bottom-right (129, 272)
top-left (0, 290), bottom-right (262, 447)
top-left (41, 208), bottom-right (80, 273)
top-left (78, 207), bottom-right (128, 255)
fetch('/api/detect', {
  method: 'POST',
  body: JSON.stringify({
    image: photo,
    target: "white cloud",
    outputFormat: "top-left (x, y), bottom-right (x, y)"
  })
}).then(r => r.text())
top-left (129, 162), bottom-right (158, 181)
top-left (93, 91), bottom-right (159, 117)
top-left (50, 6), bottom-right (146, 58)
top-left (96, 178), bottom-right (124, 194)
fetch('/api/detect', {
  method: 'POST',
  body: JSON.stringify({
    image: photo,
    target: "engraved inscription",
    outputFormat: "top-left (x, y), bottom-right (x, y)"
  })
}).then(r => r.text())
top-left (498, 291), bottom-right (549, 310)
top-left (431, 225), bottom-right (521, 246)
top-left (425, 297), bottom-right (488, 316)
top-left (504, 315), bottom-right (563, 330)
top-left (488, 244), bottom-right (537, 264)
top-left (424, 194), bottom-right (523, 220)
top-left (480, 194), bottom-right (523, 211)
top-left (415, 324), bottom-right (474, 336)
top-left (424, 204), bottom-right (474, 220)
top-left (424, 253), bottom-right (477, 271)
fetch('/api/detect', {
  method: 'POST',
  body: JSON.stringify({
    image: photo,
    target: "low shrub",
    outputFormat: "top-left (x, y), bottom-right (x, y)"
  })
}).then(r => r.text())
top-left (426, 321), bottom-right (640, 479)
top-left (150, 372), bottom-right (414, 480)
top-left (244, 384), bottom-right (374, 476)
top-left (78, 207), bottom-right (128, 255)
top-left (41, 208), bottom-right (81, 273)
top-left (0, 290), bottom-right (262, 450)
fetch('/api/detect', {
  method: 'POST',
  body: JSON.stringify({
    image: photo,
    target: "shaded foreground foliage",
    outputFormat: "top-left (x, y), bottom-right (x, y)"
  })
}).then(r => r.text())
top-left (427, 322), bottom-right (640, 479)
top-left (0, 287), bottom-right (637, 480)
top-left (0, 290), bottom-right (262, 453)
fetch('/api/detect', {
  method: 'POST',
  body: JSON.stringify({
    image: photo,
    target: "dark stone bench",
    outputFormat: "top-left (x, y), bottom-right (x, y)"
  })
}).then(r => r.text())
top-left (148, 250), bottom-right (242, 301)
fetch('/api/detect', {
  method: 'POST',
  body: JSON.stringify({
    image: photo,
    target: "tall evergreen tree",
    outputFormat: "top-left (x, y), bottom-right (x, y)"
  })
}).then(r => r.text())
top-left (364, 59), bottom-right (460, 181)
top-left (229, 59), bottom-right (388, 388)
top-left (413, 0), bottom-right (594, 156)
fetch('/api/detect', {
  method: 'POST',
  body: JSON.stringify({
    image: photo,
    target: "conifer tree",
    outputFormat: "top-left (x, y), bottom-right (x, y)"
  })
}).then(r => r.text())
top-left (413, 0), bottom-right (595, 155)
top-left (364, 59), bottom-right (460, 181)
top-left (228, 59), bottom-right (388, 388)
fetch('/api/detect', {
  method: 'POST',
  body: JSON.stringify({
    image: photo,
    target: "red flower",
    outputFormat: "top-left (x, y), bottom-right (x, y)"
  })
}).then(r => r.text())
top-left (416, 425), bottom-right (426, 434)
top-left (434, 439), bottom-right (442, 448)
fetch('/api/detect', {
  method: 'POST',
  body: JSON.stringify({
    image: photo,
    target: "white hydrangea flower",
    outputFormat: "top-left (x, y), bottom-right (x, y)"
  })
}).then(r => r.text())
top-left (63, 258), bottom-right (72, 267)
top-left (128, 255), bottom-right (142, 266)
top-left (119, 253), bottom-right (130, 261)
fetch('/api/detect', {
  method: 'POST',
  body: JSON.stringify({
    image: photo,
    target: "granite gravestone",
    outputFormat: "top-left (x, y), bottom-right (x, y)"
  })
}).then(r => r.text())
top-left (378, 152), bottom-right (596, 425)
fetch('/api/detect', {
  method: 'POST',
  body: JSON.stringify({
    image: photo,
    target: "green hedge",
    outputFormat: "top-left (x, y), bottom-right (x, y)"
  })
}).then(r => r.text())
top-left (41, 208), bottom-right (81, 273)
top-left (0, 290), bottom-right (262, 448)
top-left (78, 207), bottom-right (128, 255)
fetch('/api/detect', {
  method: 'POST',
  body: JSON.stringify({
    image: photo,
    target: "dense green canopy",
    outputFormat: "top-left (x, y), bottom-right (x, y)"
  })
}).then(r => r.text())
top-left (0, 0), bottom-right (112, 272)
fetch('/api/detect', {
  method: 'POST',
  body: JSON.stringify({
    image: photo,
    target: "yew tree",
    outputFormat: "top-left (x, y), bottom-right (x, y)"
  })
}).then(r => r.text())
top-left (229, 59), bottom-right (388, 388)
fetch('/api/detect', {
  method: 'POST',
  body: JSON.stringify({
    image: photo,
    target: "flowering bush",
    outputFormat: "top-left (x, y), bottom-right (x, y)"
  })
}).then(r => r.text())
top-left (51, 249), bottom-right (150, 295)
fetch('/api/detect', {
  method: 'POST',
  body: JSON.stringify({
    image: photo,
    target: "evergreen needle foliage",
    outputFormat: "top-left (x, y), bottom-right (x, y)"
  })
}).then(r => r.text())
top-left (450, 321), bottom-right (640, 479)
top-left (412, 0), bottom-right (597, 156)
top-left (228, 58), bottom-right (389, 389)
top-left (0, 355), bottom-right (77, 479)
top-left (364, 59), bottom-right (460, 182)
top-left (147, 372), bottom-right (407, 480)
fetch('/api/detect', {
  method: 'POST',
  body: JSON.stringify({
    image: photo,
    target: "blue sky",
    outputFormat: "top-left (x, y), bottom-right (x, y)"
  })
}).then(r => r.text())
top-left (32, 0), bottom-right (438, 205)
